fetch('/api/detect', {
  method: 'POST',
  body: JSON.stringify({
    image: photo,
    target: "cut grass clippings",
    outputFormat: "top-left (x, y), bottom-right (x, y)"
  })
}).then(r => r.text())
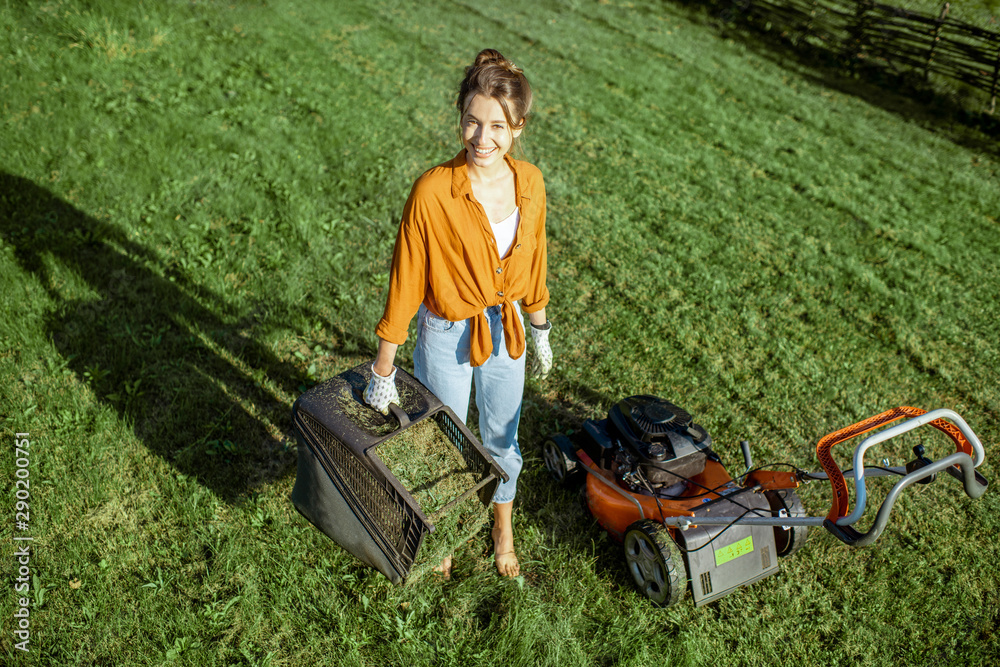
top-left (376, 416), bottom-right (490, 584)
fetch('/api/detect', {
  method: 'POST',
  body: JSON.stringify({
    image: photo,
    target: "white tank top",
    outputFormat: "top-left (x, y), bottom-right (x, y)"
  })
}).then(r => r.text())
top-left (492, 207), bottom-right (520, 258)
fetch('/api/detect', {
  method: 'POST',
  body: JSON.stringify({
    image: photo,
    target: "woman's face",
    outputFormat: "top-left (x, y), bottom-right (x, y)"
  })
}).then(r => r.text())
top-left (461, 93), bottom-right (522, 171)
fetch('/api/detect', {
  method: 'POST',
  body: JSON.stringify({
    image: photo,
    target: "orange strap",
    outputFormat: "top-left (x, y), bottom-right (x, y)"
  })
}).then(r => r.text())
top-left (816, 407), bottom-right (974, 522)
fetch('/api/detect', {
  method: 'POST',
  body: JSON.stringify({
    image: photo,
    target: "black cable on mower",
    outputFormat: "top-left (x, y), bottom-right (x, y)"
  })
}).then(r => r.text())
top-left (631, 462), bottom-right (816, 552)
top-left (633, 466), bottom-right (668, 523)
top-left (797, 464), bottom-right (906, 481)
top-left (743, 460), bottom-right (909, 482)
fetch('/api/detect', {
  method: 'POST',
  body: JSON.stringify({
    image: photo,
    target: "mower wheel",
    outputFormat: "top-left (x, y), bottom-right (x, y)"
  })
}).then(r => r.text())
top-left (623, 520), bottom-right (688, 607)
top-left (765, 489), bottom-right (808, 558)
top-left (542, 435), bottom-right (580, 486)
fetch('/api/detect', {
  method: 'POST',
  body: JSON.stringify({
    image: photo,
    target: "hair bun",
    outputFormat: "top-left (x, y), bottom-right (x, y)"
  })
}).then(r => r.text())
top-left (473, 48), bottom-right (520, 73)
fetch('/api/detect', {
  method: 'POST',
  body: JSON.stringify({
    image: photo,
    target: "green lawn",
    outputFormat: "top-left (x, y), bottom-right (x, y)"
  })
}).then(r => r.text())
top-left (2, 0), bottom-right (998, 665)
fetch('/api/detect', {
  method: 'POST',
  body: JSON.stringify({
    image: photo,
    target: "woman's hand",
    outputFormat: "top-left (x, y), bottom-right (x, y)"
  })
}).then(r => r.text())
top-left (364, 364), bottom-right (400, 414)
top-left (365, 338), bottom-right (401, 414)
top-left (529, 320), bottom-right (553, 379)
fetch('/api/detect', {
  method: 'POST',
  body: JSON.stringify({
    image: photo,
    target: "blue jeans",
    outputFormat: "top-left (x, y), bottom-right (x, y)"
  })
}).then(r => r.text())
top-left (412, 303), bottom-right (525, 504)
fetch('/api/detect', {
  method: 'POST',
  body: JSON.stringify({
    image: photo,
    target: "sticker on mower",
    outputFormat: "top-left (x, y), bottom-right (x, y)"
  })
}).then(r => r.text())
top-left (714, 535), bottom-right (754, 567)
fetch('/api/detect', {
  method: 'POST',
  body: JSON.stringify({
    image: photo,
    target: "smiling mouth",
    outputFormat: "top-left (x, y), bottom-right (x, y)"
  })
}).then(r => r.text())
top-left (473, 146), bottom-right (496, 157)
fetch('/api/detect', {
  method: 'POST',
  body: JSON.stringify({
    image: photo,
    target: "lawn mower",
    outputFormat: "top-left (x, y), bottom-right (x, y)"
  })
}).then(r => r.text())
top-left (542, 396), bottom-right (989, 607)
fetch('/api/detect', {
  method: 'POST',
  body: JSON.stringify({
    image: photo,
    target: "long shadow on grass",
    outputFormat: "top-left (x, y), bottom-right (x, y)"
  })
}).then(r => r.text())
top-left (669, 0), bottom-right (1000, 160)
top-left (0, 173), bottom-right (360, 501)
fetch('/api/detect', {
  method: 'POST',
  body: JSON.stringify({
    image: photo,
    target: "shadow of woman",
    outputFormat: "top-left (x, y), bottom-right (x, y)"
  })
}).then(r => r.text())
top-left (1, 172), bottom-right (336, 501)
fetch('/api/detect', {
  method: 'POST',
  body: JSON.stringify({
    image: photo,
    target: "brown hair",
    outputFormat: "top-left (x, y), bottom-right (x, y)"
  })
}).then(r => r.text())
top-left (456, 49), bottom-right (533, 151)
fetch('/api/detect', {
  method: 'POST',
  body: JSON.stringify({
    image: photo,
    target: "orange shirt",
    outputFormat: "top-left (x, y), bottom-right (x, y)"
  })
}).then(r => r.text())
top-left (375, 150), bottom-right (549, 367)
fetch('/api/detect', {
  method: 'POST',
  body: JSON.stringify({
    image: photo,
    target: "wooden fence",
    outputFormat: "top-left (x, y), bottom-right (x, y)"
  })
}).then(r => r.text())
top-left (712, 0), bottom-right (1000, 113)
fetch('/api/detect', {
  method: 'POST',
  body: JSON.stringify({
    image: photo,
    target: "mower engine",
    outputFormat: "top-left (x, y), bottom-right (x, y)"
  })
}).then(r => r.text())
top-left (609, 396), bottom-right (714, 497)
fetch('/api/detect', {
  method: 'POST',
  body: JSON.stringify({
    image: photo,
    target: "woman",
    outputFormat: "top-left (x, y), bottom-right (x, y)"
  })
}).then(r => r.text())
top-left (363, 49), bottom-right (553, 578)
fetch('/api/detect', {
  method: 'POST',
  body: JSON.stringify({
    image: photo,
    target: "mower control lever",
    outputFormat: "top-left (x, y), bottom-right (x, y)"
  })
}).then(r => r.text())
top-left (905, 445), bottom-right (936, 484)
top-left (836, 408), bottom-right (984, 526)
top-left (740, 440), bottom-right (752, 472)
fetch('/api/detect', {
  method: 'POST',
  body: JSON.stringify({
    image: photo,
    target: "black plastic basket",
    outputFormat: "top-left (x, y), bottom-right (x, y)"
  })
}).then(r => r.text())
top-left (290, 362), bottom-right (507, 584)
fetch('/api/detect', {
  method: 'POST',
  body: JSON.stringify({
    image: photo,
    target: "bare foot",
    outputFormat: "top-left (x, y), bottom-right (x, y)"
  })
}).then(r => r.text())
top-left (492, 525), bottom-right (519, 577)
top-left (433, 555), bottom-right (452, 580)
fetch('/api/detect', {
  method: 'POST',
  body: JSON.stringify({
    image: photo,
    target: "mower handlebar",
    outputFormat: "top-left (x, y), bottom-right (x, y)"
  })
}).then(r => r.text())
top-left (816, 407), bottom-right (988, 546)
top-left (836, 409), bottom-right (984, 526)
top-left (823, 451), bottom-right (988, 547)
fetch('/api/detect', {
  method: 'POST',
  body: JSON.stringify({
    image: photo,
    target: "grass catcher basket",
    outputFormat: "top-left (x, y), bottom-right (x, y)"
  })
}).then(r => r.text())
top-left (290, 362), bottom-right (508, 584)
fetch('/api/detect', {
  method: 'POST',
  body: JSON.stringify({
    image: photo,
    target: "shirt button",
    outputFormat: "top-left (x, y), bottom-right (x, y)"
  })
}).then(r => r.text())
top-left (495, 267), bottom-right (502, 274)
top-left (497, 291), bottom-right (504, 297)
top-left (515, 244), bottom-right (521, 249)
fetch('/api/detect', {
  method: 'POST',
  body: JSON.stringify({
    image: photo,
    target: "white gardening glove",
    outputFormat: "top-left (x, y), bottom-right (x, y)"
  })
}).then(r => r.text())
top-left (363, 364), bottom-right (400, 415)
top-left (529, 320), bottom-right (553, 379)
